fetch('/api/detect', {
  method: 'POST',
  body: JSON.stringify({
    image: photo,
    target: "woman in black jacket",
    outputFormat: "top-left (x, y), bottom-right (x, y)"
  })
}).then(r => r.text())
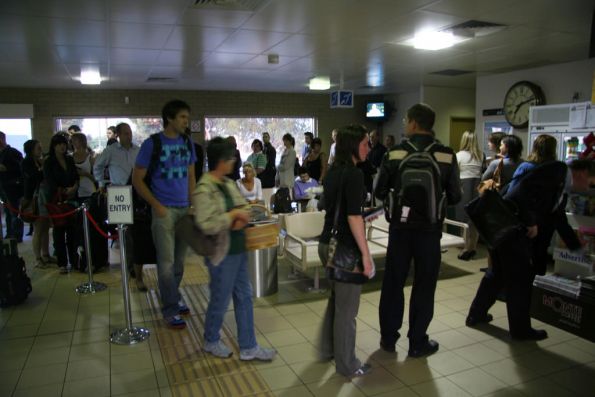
top-left (42, 134), bottom-right (78, 274)
top-left (22, 140), bottom-right (53, 268)
top-left (467, 135), bottom-right (581, 340)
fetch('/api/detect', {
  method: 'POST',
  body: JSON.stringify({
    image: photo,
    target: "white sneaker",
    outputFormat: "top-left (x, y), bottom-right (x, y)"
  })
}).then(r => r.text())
top-left (203, 340), bottom-right (233, 358)
top-left (240, 345), bottom-right (276, 361)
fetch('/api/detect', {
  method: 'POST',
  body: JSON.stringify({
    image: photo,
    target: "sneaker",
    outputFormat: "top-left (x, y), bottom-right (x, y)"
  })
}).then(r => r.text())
top-left (351, 363), bottom-right (372, 377)
top-left (203, 340), bottom-right (233, 358)
top-left (379, 338), bottom-right (396, 353)
top-left (178, 303), bottom-right (190, 316)
top-left (165, 315), bottom-right (187, 329)
top-left (240, 345), bottom-right (276, 361)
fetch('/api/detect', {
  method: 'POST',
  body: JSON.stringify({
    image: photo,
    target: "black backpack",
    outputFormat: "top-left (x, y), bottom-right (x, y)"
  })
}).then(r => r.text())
top-left (0, 241), bottom-right (31, 307)
top-left (272, 187), bottom-right (293, 214)
top-left (389, 141), bottom-right (446, 226)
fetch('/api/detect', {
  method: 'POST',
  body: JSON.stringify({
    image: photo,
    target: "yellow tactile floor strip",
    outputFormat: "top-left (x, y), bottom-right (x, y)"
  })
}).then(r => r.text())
top-left (142, 263), bottom-right (274, 396)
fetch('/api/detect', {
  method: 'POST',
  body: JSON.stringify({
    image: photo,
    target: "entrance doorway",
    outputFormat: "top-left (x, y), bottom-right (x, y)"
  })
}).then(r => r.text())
top-left (449, 117), bottom-right (475, 150)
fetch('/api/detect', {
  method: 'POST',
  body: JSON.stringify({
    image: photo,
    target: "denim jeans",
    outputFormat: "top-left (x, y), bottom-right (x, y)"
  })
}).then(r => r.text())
top-left (204, 253), bottom-right (257, 351)
top-left (152, 206), bottom-right (189, 318)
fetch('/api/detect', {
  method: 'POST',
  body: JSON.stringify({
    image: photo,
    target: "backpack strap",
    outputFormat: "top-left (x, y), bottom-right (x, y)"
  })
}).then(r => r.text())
top-left (146, 133), bottom-right (162, 182)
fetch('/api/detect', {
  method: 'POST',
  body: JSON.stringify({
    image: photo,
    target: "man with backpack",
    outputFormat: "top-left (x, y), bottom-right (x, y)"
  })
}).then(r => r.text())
top-left (374, 103), bottom-right (461, 358)
top-left (132, 100), bottom-right (196, 329)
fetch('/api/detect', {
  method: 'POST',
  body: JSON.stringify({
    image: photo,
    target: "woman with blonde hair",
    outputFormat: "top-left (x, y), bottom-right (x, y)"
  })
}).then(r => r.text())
top-left (236, 162), bottom-right (262, 204)
top-left (455, 131), bottom-right (484, 260)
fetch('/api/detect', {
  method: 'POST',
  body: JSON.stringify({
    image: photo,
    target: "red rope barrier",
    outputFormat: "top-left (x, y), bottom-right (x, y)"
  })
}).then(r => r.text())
top-left (1, 199), bottom-right (118, 241)
top-left (85, 210), bottom-right (118, 240)
top-left (1, 199), bottom-right (79, 220)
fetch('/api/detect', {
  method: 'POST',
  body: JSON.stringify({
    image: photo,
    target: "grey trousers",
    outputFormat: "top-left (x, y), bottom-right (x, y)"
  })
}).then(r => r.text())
top-left (318, 243), bottom-right (362, 376)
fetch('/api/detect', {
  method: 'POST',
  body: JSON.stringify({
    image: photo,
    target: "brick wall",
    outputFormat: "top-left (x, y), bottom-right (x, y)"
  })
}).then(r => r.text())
top-left (0, 88), bottom-right (375, 151)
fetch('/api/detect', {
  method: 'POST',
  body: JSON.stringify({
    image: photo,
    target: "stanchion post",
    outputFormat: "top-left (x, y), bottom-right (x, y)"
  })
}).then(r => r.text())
top-left (110, 224), bottom-right (150, 345)
top-left (75, 202), bottom-right (107, 295)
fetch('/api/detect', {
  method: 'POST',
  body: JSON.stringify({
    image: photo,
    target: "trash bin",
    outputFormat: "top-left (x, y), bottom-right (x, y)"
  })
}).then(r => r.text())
top-left (247, 246), bottom-right (278, 297)
top-left (244, 211), bottom-right (280, 298)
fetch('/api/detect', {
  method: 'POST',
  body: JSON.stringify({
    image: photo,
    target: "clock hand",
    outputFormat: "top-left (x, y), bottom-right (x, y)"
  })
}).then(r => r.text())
top-left (514, 96), bottom-right (536, 115)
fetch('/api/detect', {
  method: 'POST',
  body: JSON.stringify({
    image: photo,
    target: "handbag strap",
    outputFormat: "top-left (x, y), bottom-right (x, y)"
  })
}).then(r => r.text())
top-left (331, 168), bottom-right (345, 235)
top-left (493, 158), bottom-right (504, 185)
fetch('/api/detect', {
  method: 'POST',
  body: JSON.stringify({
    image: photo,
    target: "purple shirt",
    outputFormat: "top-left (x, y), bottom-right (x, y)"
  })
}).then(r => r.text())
top-left (293, 178), bottom-right (319, 200)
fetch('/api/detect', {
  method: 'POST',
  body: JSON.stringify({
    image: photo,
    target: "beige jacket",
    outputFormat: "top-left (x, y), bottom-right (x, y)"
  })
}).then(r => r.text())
top-left (193, 172), bottom-right (248, 265)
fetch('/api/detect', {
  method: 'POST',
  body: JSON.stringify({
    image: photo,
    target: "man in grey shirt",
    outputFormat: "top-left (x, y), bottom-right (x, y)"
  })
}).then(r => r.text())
top-left (92, 123), bottom-right (145, 290)
top-left (93, 123), bottom-right (139, 188)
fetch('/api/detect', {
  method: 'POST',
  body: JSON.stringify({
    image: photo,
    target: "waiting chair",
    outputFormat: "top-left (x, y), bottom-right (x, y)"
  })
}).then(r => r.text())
top-left (283, 211), bottom-right (325, 291)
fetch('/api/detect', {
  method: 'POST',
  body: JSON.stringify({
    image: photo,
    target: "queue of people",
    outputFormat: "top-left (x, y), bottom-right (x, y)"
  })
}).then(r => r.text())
top-left (7, 99), bottom-right (590, 381)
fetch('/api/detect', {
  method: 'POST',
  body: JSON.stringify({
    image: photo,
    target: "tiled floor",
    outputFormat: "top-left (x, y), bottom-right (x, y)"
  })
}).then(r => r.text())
top-left (1, 232), bottom-right (594, 396)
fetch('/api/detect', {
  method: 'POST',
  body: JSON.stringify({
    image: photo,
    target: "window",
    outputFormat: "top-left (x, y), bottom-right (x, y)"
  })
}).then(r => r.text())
top-left (204, 117), bottom-right (316, 165)
top-left (0, 119), bottom-right (32, 155)
top-left (55, 117), bottom-right (163, 153)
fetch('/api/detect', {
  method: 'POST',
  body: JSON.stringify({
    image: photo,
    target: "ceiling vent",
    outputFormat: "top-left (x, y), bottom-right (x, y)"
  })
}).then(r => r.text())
top-left (430, 69), bottom-right (473, 76)
top-left (445, 20), bottom-right (507, 38)
top-left (193, 0), bottom-right (269, 11)
top-left (146, 77), bottom-right (178, 83)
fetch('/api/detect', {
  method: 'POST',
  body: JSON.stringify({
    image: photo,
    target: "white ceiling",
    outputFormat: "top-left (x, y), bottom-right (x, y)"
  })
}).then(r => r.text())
top-left (0, 0), bottom-right (593, 94)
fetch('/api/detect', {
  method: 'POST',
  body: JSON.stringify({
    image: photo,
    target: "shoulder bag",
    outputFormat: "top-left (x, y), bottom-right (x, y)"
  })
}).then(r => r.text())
top-left (175, 214), bottom-right (218, 257)
top-left (326, 169), bottom-right (368, 285)
top-left (477, 158), bottom-right (503, 195)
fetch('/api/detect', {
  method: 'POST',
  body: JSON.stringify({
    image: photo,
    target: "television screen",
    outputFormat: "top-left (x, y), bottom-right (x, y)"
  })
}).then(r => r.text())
top-left (366, 102), bottom-right (385, 118)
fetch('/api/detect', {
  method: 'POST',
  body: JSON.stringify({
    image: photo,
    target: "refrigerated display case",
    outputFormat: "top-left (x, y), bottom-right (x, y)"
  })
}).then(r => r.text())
top-left (528, 103), bottom-right (594, 162)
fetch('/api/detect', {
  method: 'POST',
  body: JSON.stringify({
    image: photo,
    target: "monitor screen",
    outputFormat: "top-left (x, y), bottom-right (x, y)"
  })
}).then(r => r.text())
top-left (366, 102), bottom-right (385, 118)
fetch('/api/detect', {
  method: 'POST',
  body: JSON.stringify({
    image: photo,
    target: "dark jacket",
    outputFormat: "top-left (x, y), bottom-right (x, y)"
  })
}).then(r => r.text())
top-left (375, 133), bottom-right (462, 231)
top-left (21, 157), bottom-right (43, 200)
top-left (504, 160), bottom-right (581, 250)
top-left (261, 142), bottom-right (277, 188)
top-left (0, 145), bottom-right (24, 197)
top-left (42, 155), bottom-right (78, 200)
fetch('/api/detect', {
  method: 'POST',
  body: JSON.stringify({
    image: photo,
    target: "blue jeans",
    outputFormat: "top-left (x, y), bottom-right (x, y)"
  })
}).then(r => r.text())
top-left (152, 207), bottom-right (188, 318)
top-left (205, 253), bottom-right (257, 351)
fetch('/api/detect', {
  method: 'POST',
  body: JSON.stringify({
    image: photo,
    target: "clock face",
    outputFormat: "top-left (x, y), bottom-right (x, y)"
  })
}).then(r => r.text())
top-left (503, 81), bottom-right (545, 128)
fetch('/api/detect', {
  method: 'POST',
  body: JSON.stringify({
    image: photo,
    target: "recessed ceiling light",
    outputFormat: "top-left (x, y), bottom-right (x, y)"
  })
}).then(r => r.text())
top-left (404, 31), bottom-right (468, 50)
top-left (309, 76), bottom-right (330, 90)
top-left (80, 67), bottom-right (101, 85)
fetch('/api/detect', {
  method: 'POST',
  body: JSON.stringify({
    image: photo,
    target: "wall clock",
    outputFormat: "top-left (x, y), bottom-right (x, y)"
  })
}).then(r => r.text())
top-left (503, 81), bottom-right (546, 128)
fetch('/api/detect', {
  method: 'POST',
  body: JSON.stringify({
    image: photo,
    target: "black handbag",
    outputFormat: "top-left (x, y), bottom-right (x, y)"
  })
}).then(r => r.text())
top-left (175, 215), bottom-right (218, 257)
top-left (326, 169), bottom-right (368, 285)
top-left (464, 189), bottom-right (523, 250)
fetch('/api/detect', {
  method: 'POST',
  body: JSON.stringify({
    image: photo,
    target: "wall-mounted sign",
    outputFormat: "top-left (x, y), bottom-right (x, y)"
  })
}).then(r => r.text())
top-left (330, 90), bottom-right (353, 108)
top-left (482, 108), bottom-right (504, 116)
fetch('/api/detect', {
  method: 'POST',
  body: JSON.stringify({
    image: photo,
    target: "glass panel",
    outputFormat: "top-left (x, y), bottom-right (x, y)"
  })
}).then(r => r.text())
top-left (0, 118), bottom-right (32, 155)
top-left (204, 116), bottom-right (316, 165)
top-left (55, 116), bottom-right (162, 153)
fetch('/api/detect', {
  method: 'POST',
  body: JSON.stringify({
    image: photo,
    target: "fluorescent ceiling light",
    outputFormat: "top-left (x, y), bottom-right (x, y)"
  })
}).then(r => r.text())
top-left (80, 68), bottom-right (101, 85)
top-left (405, 31), bottom-right (467, 50)
top-left (309, 76), bottom-right (330, 90)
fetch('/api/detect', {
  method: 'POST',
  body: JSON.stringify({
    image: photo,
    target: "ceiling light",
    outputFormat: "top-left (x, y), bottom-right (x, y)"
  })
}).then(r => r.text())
top-left (80, 67), bottom-right (101, 85)
top-left (309, 76), bottom-right (330, 90)
top-left (405, 31), bottom-right (467, 51)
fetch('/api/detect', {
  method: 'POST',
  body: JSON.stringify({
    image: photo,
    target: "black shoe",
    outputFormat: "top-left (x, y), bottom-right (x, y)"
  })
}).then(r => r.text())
top-left (511, 329), bottom-right (548, 341)
top-left (465, 313), bottom-right (493, 327)
top-left (408, 340), bottom-right (439, 358)
top-left (457, 250), bottom-right (476, 261)
top-left (379, 339), bottom-right (396, 353)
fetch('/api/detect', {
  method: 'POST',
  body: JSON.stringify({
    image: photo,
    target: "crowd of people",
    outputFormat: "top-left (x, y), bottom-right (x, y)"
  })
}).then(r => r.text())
top-left (2, 99), bottom-right (591, 379)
